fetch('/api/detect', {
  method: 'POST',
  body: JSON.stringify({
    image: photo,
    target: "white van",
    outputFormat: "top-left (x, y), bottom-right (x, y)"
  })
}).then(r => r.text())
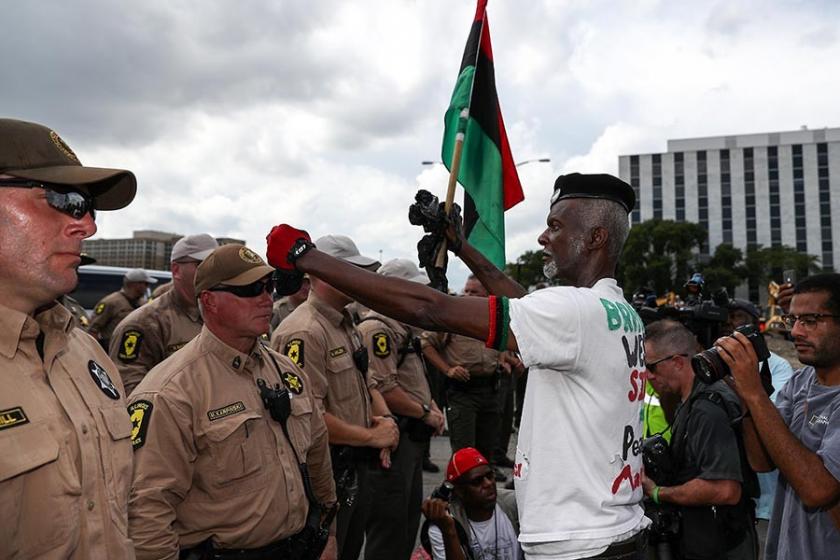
top-left (71, 265), bottom-right (172, 314)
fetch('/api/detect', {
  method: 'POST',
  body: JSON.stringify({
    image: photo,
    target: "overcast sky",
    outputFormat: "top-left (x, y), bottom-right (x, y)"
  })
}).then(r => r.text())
top-left (3, 0), bottom-right (839, 290)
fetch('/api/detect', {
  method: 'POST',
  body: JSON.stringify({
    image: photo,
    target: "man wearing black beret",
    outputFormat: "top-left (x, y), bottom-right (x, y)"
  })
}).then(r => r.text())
top-left (266, 172), bottom-right (650, 559)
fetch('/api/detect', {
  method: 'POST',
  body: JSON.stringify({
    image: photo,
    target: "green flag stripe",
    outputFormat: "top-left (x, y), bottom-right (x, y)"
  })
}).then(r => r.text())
top-left (443, 105), bottom-right (505, 268)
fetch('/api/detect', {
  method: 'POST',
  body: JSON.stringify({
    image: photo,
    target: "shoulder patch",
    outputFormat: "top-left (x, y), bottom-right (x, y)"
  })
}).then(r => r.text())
top-left (95, 302), bottom-right (106, 315)
top-left (285, 338), bottom-right (305, 367)
top-left (128, 400), bottom-right (153, 450)
top-left (372, 332), bottom-right (391, 358)
top-left (208, 401), bottom-right (246, 421)
top-left (0, 407), bottom-right (29, 431)
top-left (88, 360), bottom-right (120, 400)
top-left (282, 371), bottom-right (304, 395)
top-left (329, 346), bottom-right (347, 358)
top-left (118, 330), bottom-right (144, 362)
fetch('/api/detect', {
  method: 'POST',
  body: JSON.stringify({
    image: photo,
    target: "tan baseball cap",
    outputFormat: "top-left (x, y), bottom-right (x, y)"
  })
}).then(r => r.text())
top-left (0, 118), bottom-right (136, 210)
top-left (378, 258), bottom-right (429, 284)
top-left (316, 234), bottom-right (380, 269)
top-left (171, 233), bottom-right (219, 262)
top-left (194, 244), bottom-right (274, 294)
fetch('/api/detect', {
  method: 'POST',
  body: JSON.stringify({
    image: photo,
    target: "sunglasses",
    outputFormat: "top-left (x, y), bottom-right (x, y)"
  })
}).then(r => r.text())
top-left (646, 353), bottom-right (687, 373)
top-left (0, 180), bottom-right (95, 220)
top-left (209, 278), bottom-right (274, 298)
top-left (464, 470), bottom-right (495, 487)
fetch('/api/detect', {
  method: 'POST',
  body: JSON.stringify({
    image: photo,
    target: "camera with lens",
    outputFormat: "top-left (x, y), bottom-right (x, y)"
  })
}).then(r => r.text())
top-left (634, 276), bottom-right (731, 348)
top-left (691, 324), bottom-right (770, 384)
top-left (642, 435), bottom-right (680, 558)
top-left (430, 481), bottom-right (454, 502)
top-left (642, 434), bottom-right (676, 486)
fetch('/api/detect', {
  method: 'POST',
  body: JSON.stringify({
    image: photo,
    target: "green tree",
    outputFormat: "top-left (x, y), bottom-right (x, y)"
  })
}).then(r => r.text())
top-left (505, 250), bottom-right (547, 288)
top-left (619, 219), bottom-right (707, 296)
top-left (744, 245), bottom-right (821, 288)
top-left (698, 243), bottom-right (748, 295)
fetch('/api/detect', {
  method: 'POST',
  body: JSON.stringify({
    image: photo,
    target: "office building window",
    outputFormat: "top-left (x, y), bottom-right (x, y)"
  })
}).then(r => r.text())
top-left (697, 150), bottom-right (709, 253)
top-left (652, 153), bottom-right (662, 220)
top-left (720, 149), bottom-right (732, 244)
top-left (817, 143), bottom-right (833, 269)
top-left (674, 152), bottom-right (685, 221)
top-left (792, 144), bottom-right (807, 252)
top-left (768, 146), bottom-right (781, 246)
top-left (630, 155), bottom-right (640, 224)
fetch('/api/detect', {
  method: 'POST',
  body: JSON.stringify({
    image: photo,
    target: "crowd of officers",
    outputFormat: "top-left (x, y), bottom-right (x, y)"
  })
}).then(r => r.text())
top-left (0, 118), bottom-right (530, 560)
top-left (6, 117), bottom-right (840, 560)
top-left (88, 232), bottom-right (524, 560)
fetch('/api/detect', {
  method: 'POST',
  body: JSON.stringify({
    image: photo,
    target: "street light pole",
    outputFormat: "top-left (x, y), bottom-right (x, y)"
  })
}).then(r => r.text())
top-left (422, 157), bottom-right (550, 167)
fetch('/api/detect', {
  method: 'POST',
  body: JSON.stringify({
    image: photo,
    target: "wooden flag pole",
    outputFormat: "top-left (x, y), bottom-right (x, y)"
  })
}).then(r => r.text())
top-left (434, 108), bottom-right (469, 269)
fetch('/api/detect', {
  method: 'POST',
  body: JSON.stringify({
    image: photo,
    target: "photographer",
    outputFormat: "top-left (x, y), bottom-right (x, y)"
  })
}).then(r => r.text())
top-left (723, 299), bottom-right (794, 547)
top-left (716, 273), bottom-right (840, 559)
top-left (420, 448), bottom-right (521, 560)
top-left (642, 320), bottom-right (758, 559)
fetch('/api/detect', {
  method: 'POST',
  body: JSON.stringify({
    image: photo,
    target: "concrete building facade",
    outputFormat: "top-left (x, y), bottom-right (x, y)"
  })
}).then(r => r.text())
top-left (83, 230), bottom-right (245, 270)
top-left (619, 127), bottom-right (840, 298)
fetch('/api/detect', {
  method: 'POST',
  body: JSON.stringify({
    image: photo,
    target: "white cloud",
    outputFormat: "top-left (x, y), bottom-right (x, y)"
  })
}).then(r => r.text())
top-left (3, 0), bottom-right (840, 291)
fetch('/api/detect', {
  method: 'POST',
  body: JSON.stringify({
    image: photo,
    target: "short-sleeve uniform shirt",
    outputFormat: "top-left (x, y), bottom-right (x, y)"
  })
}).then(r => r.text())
top-left (270, 292), bottom-right (372, 427)
top-left (0, 302), bottom-right (135, 559)
top-left (109, 288), bottom-right (202, 396)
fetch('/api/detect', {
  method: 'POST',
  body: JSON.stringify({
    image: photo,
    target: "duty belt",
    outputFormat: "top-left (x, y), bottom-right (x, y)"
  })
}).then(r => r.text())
top-left (180, 536), bottom-right (293, 560)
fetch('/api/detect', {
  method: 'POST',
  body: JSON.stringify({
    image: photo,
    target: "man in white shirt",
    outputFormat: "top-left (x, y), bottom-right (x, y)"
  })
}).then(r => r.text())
top-left (266, 172), bottom-right (649, 558)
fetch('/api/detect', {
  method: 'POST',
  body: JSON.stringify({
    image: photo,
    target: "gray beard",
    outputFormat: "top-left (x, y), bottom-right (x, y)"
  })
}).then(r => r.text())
top-left (543, 260), bottom-right (558, 280)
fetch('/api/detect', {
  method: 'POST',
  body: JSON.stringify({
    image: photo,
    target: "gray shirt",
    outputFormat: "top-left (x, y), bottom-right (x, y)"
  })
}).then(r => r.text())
top-left (765, 366), bottom-right (840, 560)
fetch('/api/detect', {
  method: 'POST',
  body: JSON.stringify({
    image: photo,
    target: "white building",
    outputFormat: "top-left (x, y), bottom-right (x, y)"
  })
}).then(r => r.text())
top-left (619, 127), bottom-right (840, 298)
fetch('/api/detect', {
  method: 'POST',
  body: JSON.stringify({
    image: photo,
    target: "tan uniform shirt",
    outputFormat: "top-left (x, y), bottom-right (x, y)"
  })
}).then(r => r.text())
top-left (87, 290), bottom-right (140, 345)
top-left (359, 312), bottom-right (432, 405)
top-left (109, 288), bottom-right (202, 396)
top-left (270, 297), bottom-right (298, 332)
top-left (60, 294), bottom-right (90, 329)
top-left (0, 303), bottom-right (134, 559)
top-left (270, 292), bottom-right (372, 427)
top-left (420, 331), bottom-right (500, 377)
top-left (128, 327), bottom-right (335, 559)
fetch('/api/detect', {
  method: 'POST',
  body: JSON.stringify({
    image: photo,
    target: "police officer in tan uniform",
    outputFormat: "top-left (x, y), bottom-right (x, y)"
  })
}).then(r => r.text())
top-left (0, 118), bottom-right (137, 559)
top-left (271, 234), bottom-right (398, 560)
top-left (270, 274), bottom-right (310, 332)
top-left (109, 233), bottom-right (218, 395)
top-left (128, 243), bottom-right (337, 560)
top-left (358, 259), bottom-right (446, 560)
top-left (88, 268), bottom-right (157, 347)
top-left (421, 275), bottom-right (506, 469)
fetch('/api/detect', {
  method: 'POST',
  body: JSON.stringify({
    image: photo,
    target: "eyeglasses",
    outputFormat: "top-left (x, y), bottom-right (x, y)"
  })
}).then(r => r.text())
top-left (646, 353), bottom-right (687, 373)
top-left (209, 278), bottom-right (274, 298)
top-left (0, 180), bottom-right (95, 220)
top-left (464, 470), bottom-right (495, 487)
top-left (781, 313), bottom-right (840, 330)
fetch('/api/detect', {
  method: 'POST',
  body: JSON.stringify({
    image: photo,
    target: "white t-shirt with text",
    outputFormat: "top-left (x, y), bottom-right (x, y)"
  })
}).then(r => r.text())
top-left (509, 278), bottom-right (647, 555)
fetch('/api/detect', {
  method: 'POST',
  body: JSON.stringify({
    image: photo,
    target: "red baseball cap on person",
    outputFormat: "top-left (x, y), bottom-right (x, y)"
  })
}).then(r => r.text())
top-left (446, 447), bottom-right (489, 483)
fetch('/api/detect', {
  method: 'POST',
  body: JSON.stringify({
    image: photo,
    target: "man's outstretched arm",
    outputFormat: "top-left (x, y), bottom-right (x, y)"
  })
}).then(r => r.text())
top-left (451, 236), bottom-right (527, 299)
top-left (266, 226), bottom-right (519, 352)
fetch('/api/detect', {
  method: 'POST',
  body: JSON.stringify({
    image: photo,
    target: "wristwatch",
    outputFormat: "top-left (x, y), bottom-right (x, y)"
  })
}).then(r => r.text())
top-left (420, 403), bottom-right (431, 420)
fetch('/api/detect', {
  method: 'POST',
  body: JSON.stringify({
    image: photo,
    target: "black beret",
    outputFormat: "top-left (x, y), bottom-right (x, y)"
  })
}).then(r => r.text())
top-left (550, 173), bottom-right (635, 213)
